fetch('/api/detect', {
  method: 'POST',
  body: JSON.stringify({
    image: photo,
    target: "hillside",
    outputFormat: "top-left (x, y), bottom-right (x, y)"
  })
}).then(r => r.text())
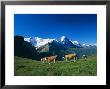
top-left (14, 55), bottom-right (97, 76)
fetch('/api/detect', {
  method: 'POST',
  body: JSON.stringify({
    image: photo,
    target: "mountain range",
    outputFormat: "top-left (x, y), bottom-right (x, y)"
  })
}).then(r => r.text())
top-left (14, 35), bottom-right (97, 60)
top-left (24, 36), bottom-right (96, 50)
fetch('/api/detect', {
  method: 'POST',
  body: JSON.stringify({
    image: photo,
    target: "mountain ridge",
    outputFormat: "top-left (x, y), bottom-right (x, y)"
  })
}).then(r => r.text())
top-left (24, 36), bottom-right (97, 49)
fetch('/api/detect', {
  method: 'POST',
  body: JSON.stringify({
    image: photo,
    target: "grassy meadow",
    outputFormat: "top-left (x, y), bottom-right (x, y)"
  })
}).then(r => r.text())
top-left (14, 55), bottom-right (97, 76)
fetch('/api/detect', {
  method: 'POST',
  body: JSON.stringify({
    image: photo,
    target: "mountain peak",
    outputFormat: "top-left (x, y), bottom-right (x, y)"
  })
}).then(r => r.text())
top-left (60, 36), bottom-right (68, 42)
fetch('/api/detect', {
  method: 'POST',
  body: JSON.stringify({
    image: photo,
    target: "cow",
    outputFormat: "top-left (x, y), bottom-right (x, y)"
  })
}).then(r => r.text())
top-left (82, 54), bottom-right (87, 60)
top-left (64, 54), bottom-right (77, 62)
top-left (41, 57), bottom-right (47, 63)
top-left (45, 55), bottom-right (57, 64)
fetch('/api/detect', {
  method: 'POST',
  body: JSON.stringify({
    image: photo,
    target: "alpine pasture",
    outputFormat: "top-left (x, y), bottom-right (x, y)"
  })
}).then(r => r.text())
top-left (14, 55), bottom-right (97, 76)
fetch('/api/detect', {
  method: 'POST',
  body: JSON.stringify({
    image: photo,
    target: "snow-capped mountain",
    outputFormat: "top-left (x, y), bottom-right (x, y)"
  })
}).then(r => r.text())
top-left (32, 37), bottom-right (55, 48)
top-left (24, 37), bottom-right (55, 49)
top-left (24, 36), bottom-right (96, 49)
top-left (15, 35), bottom-right (97, 60)
top-left (59, 36), bottom-right (81, 48)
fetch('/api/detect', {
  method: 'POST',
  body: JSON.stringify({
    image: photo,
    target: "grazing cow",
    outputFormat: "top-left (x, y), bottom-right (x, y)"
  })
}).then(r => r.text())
top-left (64, 54), bottom-right (77, 62)
top-left (82, 55), bottom-right (87, 59)
top-left (41, 57), bottom-right (47, 63)
top-left (45, 55), bottom-right (57, 64)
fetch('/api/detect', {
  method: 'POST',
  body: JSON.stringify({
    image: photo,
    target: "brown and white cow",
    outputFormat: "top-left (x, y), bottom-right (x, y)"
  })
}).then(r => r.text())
top-left (41, 55), bottom-right (57, 64)
top-left (64, 54), bottom-right (77, 62)
top-left (45, 55), bottom-right (57, 64)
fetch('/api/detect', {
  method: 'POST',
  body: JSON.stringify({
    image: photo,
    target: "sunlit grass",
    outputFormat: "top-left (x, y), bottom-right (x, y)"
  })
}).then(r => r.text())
top-left (14, 56), bottom-right (97, 76)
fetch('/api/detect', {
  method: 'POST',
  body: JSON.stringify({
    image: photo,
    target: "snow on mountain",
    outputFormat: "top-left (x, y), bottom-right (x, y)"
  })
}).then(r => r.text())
top-left (60, 36), bottom-right (66, 42)
top-left (82, 44), bottom-right (86, 46)
top-left (24, 37), bottom-right (31, 42)
top-left (82, 44), bottom-right (88, 47)
top-left (60, 36), bottom-right (81, 47)
top-left (72, 41), bottom-right (79, 44)
top-left (34, 37), bottom-right (55, 48)
top-left (59, 36), bottom-right (80, 48)
top-left (72, 41), bottom-right (82, 47)
top-left (60, 36), bottom-right (71, 43)
top-left (82, 43), bottom-right (97, 48)
top-left (24, 37), bottom-right (55, 48)
top-left (24, 36), bottom-right (96, 49)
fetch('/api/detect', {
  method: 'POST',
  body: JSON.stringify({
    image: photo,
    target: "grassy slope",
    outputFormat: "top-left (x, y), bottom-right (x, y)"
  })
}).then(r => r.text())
top-left (14, 56), bottom-right (97, 76)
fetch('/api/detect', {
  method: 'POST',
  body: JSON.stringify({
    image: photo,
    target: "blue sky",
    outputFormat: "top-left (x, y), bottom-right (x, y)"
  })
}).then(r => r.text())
top-left (14, 14), bottom-right (97, 45)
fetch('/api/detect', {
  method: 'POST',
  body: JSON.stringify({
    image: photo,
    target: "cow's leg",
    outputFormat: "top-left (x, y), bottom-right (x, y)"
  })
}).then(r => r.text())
top-left (41, 59), bottom-right (44, 63)
top-left (66, 58), bottom-right (67, 62)
top-left (76, 56), bottom-right (78, 61)
top-left (85, 57), bottom-right (87, 61)
top-left (48, 60), bottom-right (50, 64)
top-left (75, 56), bottom-right (77, 61)
top-left (41, 59), bottom-right (42, 62)
top-left (74, 57), bottom-right (76, 62)
top-left (54, 59), bottom-right (55, 63)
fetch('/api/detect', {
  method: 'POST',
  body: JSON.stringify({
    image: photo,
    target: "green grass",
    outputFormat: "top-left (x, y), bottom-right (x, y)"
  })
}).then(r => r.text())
top-left (14, 56), bottom-right (97, 76)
